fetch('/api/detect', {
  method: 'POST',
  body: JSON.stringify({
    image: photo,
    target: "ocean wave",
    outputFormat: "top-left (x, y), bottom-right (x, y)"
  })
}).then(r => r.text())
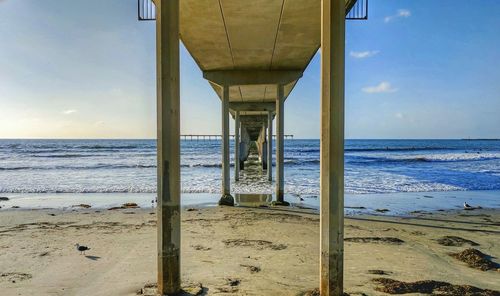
top-left (0, 164), bottom-right (157, 171)
top-left (348, 153), bottom-right (500, 164)
top-left (392, 153), bottom-right (500, 163)
top-left (345, 147), bottom-right (454, 152)
top-left (31, 154), bottom-right (106, 158)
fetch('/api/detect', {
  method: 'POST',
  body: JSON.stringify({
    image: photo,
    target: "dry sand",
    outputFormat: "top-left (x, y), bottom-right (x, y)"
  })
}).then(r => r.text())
top-left (0, 206), bottom-right (499, 295)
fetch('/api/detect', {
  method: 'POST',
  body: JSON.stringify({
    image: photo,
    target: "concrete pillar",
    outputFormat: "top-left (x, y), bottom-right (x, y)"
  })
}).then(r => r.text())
top-left (155, 0), bottom-right (181, 294)
top-left (235, 111), bottom-right (240, 181)
top-left (320, 0), bottom-right (345, 295)
top-left (275, 85), bottom-right (288, 205)
top-left (219, 85), bottom-right (234, 206)
top-left (267, 111), bottom-right (273, 181)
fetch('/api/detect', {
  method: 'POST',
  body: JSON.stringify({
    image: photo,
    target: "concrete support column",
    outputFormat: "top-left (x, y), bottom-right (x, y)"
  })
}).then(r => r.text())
top-left (320, 0), bottom-right (345, 295)
top-left (235, 111), bottom-right (240, 181)
top-left (155, 0), bottom-right (181, 294)
top-left (262, 123), bottom-right (268, 170)
top-left (275, 85), bottom-right (288, 205)
top-left (219, 85), bottom-right (234, 206)
top-left (267, 111), bottom-right (273, 181)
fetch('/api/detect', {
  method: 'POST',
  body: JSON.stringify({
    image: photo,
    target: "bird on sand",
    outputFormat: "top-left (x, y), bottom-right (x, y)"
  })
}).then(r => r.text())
top-left (463, 202), bottom-right (472, 209)
top-left (75, 243), bottom-right (90, 255)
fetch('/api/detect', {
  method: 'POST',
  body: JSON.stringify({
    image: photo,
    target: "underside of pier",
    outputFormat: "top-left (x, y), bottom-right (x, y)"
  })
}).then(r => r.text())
top-left (151, 0), bottom-right (359, 294)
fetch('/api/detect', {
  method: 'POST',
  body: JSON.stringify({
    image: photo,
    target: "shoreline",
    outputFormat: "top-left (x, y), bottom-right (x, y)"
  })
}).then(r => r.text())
top-left (1, 189), bottom-right (499, 216)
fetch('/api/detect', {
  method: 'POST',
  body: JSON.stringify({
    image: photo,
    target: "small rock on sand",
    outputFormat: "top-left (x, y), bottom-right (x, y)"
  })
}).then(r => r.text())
top-left (0, 197), bottom-right (9, 201)
top-left (375, 208), bottom-right (390, 213)
top-left (240, 264), bottom-right (261, 273)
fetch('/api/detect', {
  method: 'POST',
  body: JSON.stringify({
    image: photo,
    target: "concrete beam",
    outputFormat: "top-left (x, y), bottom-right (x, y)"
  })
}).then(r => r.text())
top-left (204, 70), bottom-right (303, 86)
top-left (229, 102), bottom-right (276, 112)
top-left (320, 0), bottom-right (345, 295)
top-left (155, 0), bottom-right (181, 294)
top-left (219, 85), bottom-right (234, 206)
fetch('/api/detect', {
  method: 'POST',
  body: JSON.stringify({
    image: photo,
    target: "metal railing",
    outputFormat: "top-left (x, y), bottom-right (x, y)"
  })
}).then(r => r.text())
top-left (138, 0), bottom-right (368, 21)
top-left (346, 0), bottom-right (368, 20)
top-left (181, 135), bottom-right (294, 141)
top-left (138, 0), bottom-right (156, 21)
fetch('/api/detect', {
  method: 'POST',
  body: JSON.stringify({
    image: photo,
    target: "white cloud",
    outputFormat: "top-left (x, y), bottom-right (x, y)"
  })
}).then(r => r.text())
top-left (395, 112), bottom-right (404, 119)
top-left (362, 82), bottom-right (398, 94)
top-left (62, 109), bottom-right (77, 115)
top-left (350, 50), bottom-right (379, 59)
top-left (384, 9), bottom-right (411, 23)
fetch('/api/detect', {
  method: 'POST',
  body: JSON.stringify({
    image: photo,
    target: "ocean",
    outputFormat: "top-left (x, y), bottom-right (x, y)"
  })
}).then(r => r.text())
top-left (1, 139), bottom-right (500, 196)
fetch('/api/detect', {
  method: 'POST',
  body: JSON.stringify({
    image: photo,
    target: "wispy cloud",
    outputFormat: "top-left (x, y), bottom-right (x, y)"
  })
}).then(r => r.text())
top-left (395, 112), bottom-right (404, 119)
top-left (61, 109), bottom-right (77, 115)
top-left (350, 50), bottom-right (379, 59)
top-left (362, 82), bottom-right (398, 94)
top-left (384, 9), bottom-right (411, 23)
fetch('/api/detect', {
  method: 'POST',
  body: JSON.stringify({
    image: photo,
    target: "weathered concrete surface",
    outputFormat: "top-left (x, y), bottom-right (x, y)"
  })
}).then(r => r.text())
top-left (155, 0), bottom-right (181, 294)
top-left (320, 0), bottom-right (346, 295)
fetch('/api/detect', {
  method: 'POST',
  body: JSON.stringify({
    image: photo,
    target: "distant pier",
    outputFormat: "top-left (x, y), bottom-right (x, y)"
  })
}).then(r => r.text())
top-left (181, 134), bottom-right (294, 141)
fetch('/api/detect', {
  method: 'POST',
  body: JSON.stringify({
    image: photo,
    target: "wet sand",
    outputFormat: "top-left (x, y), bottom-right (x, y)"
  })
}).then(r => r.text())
top-left (0, 206), bottom-right (499, 295)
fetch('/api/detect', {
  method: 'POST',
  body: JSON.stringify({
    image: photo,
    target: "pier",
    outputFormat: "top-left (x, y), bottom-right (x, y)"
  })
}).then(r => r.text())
top-left (180, 134), bottom-right (294, 141)
top-left (140, 0), bottom-right (368, 294)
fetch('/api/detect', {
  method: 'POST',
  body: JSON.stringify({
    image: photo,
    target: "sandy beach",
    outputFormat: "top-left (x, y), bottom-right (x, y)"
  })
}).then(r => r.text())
top-left (0, 205), bottom-right (499, 296)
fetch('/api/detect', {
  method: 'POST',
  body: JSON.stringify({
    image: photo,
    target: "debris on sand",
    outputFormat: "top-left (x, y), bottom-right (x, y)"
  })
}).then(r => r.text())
top-left (227, 278), bottom-right (240, 286)
top-left (137, 282), bottom-right (204, 296)
top-left (240, 264), bottom-right (261, 273)
top-left (368, 269), bottom-right (392, 275)
top-left (191, 244), bottom-right (211, 251)
top-left (187, 208), bottom-right (198, 212)
top-left (372, 278), bottom-right (500, 295)
top-left (375, 208), bottom-right (390, 213)
top-left (108, 203), bottom-right (140, 210)
top-left (72, 204), bottom-right (91, 209)
top-left (436, 236), bottom-right (479, 247)
top-left (223, 239), bottom-right (287, 250)
top-left (345, 237), bottom-right (404, 245)
top-left (450, 248), bottom-right (499, 271)
top-left (0, 272), bottom-right (32, 283)
top-left (0, 197), bottom-right (9, 201)
top-left (302, 288), bottom-right (320, 296)
top-left (300, 289), bottom-right (353, 296)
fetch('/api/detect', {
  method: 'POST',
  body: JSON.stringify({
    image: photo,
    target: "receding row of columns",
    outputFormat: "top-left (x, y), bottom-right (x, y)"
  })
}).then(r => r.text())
top-left (219, 85), bottom-right (286, 206)
top-left (155, 0), bottom-right (345, 294)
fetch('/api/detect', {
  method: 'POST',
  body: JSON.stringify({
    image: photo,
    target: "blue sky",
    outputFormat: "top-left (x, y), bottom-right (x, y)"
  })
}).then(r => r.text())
top-left (0, 0), bottom-right (499, 139)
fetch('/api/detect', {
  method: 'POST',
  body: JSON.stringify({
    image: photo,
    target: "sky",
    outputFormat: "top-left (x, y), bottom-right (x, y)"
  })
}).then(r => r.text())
top-left (0, 0), bottom-right (499, 139)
